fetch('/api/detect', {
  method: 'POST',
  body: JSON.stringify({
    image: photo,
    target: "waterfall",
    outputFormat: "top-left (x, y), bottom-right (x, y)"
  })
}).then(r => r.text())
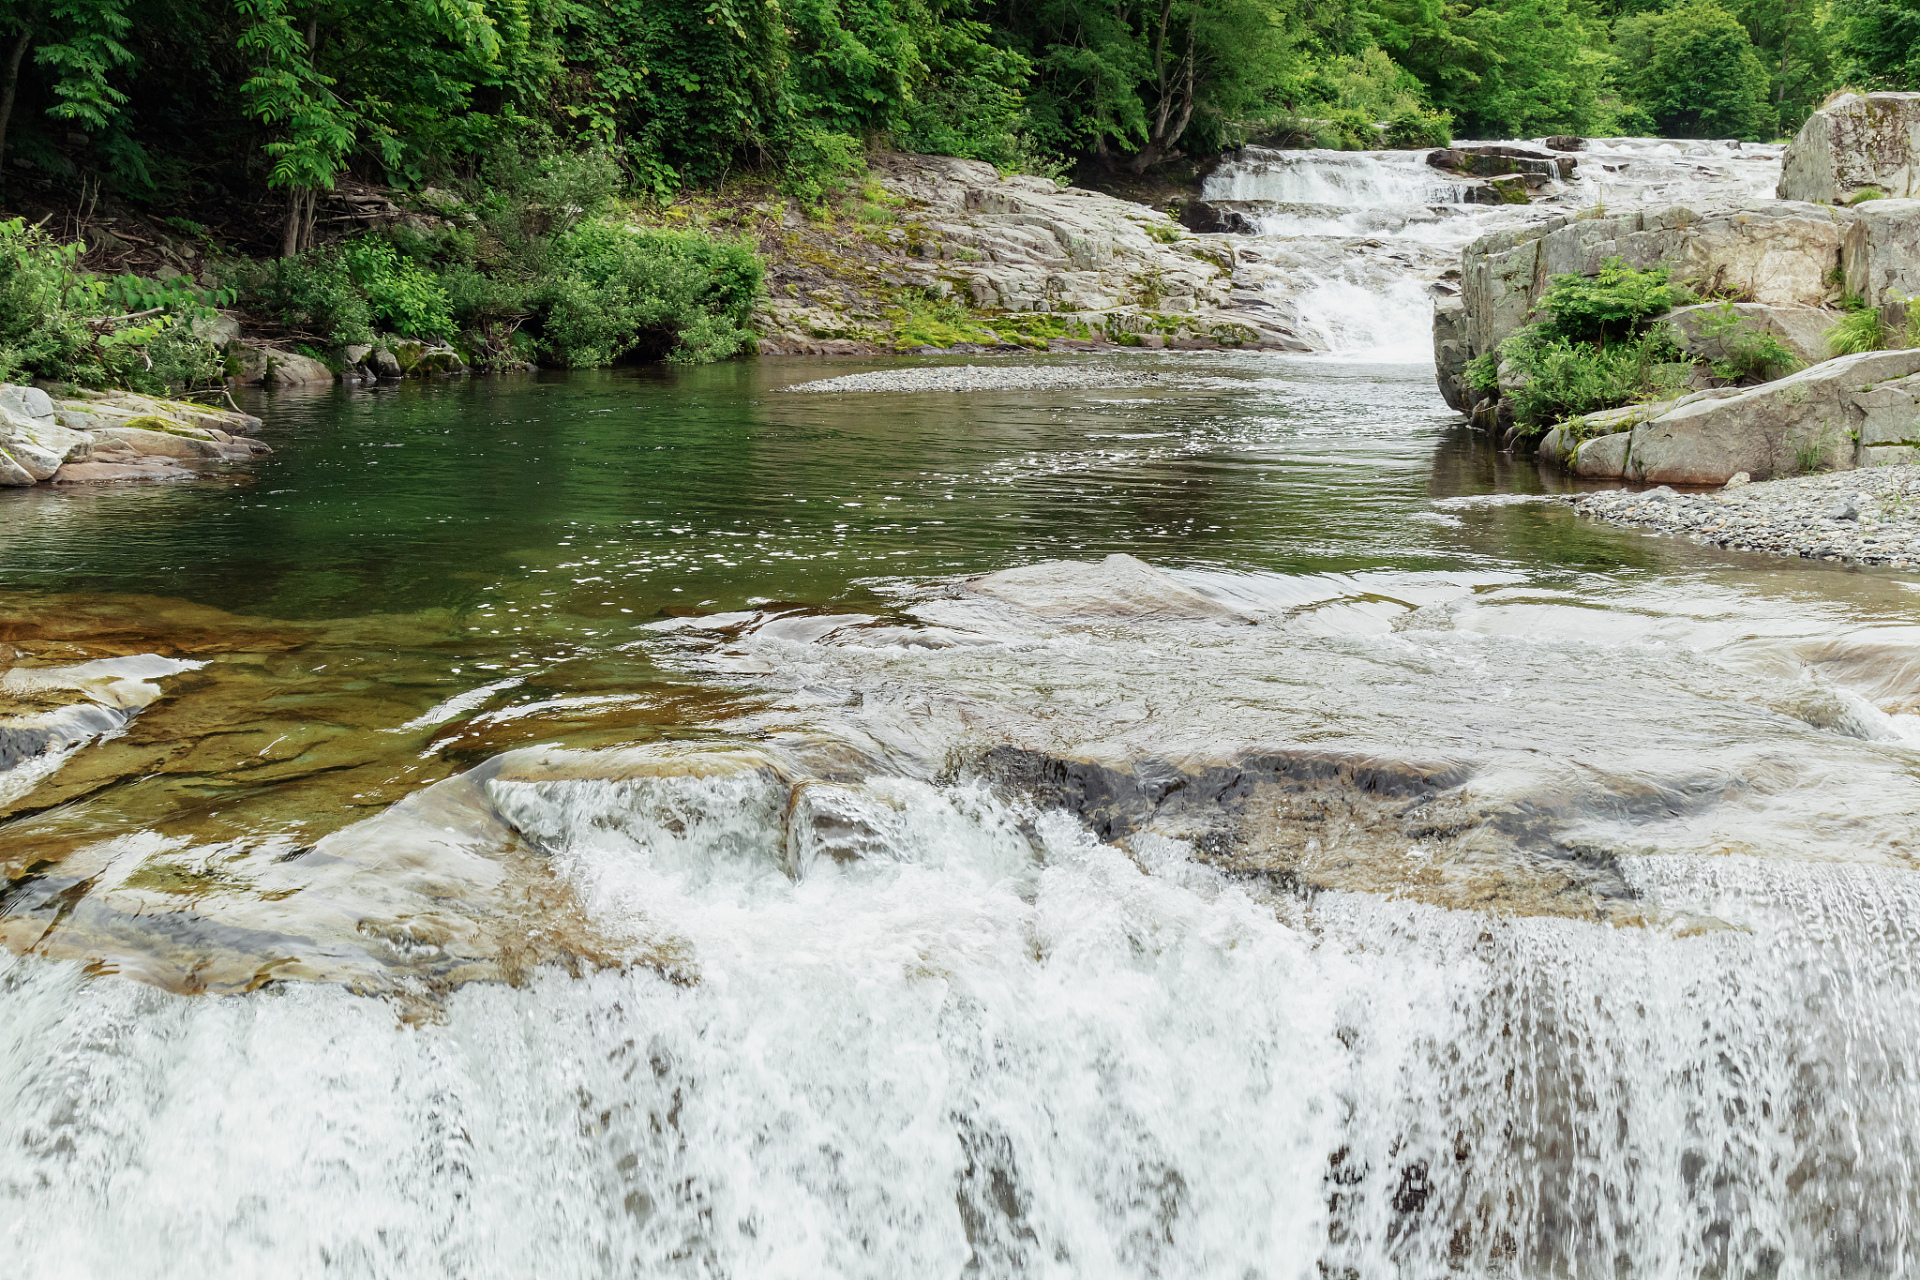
top-left (1200, 138), bottom-right (1785, 362)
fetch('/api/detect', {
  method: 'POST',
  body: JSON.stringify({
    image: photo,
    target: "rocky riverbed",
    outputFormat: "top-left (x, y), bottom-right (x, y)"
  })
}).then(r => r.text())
top-left (1575, 464), bottom-right (1920, 566)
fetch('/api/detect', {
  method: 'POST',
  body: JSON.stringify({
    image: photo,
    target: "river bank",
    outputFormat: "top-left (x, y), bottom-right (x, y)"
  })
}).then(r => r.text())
top-left (1574, 464), bottom-right (1920, 566)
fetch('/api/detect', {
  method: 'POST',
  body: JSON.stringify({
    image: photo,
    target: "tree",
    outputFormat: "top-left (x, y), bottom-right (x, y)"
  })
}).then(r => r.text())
top-left (1613, 0), bottom-right (1776, 139)
top-left (0, 0), bottom-right (135, 187)
top-left (1373, 0), bottom-right (1610, 137)
top-left (1723, 0), bottom-right (1837, 132)
top-left (1831, 0), bottom-right (1920, 89)
top-left (998, 0), bottom-right (1305, 170)
top-left (234, 0), bottom-right (506, 255)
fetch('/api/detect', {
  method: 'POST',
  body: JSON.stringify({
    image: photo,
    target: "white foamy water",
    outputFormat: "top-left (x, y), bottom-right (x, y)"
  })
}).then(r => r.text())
top-left (1203, 137), bottom-right (1786, 359)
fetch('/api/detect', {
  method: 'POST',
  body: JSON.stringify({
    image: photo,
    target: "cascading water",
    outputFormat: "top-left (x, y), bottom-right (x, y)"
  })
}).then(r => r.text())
top-left (1, 132), bottom-right (1913, 1278)
top-left (1200, 137), bottom-right (1786, 359)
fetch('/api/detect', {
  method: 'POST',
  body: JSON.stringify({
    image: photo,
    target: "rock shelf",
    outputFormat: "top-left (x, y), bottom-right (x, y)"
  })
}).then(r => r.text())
top-left (1575, 465), bottom-right (1920, 566)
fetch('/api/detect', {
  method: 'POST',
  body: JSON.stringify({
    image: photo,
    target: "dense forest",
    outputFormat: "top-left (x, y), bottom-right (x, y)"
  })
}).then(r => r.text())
top-left (0, 0), bottom-right (1914, 385)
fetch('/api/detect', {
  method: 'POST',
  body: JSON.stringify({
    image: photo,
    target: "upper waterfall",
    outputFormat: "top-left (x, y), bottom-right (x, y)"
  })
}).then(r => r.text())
top-left (1198, 138), bottom-right (1786, 362)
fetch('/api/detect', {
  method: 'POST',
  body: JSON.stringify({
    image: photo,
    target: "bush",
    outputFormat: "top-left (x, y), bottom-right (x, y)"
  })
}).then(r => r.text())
top-left (1499, 324), bottom-right (1689, 430)
top-left (1694, 304), bottom-right (1801, 381)
top-left (539, 222), bottom-right (761, 366)
top-left (1535, 257), bottom-right (1683, 343)
top-left (1384, 105), bottom-right (1453, 148)
top-left (0, 217), bottom-right (223, 392)
top-left (780, 128), bottom-right (866, 210)
top-left (341, 240), bottom-right (454, 342)
top-left (252, 252), bottom-right (373, 346)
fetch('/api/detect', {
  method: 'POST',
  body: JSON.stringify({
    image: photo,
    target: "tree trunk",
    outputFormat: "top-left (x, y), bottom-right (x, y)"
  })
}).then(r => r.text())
top-left (0, 26), bottom-right (34, 188)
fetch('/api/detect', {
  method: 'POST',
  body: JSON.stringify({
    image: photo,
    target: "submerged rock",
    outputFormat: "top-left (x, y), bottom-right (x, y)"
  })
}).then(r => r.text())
top-left (963, 553), bottom-right (1254, 624)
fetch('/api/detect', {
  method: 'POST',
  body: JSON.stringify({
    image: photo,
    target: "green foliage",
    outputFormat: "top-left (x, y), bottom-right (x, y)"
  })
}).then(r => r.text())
top-left (1375, 0), bottom-right (1611, 137)
top-left (341, 240), bottom-right (454, 341)
top-left (1694, 304), bottom-right (1801, 380)
top-left (1535, 257), bottom-right (1681, 343)
top-left (1498, 323), bottom-right (1689, 430)
top-left (1611, 1), bottom-right (1777, 140)
top-left (541, 223), bottom-right (760, 366)
top-left (253, 251), bottom-right (372, 345)
top-left (0, 217), bottom-right (222, 391)
top-left (1832, 0), bottom-right (1920, 89)
top-left (779, 128), bottom-right (866, 212)
top-left (1826, 305), bottom-right (1887, 355)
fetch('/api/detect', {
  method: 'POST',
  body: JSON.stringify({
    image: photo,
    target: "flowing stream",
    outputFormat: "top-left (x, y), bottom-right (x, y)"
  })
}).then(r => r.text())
top-left (5, 143), bottom-right (1920, 1279)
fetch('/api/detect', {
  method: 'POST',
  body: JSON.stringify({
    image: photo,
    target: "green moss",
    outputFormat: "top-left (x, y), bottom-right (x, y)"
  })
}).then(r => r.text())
top-left (119, 414), bottom-right (199, 437)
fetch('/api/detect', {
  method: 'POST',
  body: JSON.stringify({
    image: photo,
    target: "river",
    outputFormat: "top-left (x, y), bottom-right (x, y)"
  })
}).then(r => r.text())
top-left (4, 143), bottom-right (1920, 1278)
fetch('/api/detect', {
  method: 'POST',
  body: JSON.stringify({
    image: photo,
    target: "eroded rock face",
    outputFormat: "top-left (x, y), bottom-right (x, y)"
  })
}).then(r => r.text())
top-left (755, 152), bottom-right (1301, 354)
top-left (1778, 91), bottom-right (1920, 204)
top-left (1840, 198), bottom-right (1920, 332)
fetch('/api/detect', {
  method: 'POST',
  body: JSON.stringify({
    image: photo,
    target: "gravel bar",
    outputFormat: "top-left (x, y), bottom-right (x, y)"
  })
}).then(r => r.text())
top-left (782, 365), bottom-right (1169, 393)
top-left (1575, 465), bottom-right (1920, 566)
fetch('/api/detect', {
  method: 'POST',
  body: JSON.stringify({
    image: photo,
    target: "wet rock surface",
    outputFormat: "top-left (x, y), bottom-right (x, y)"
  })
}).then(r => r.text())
top-left (1574, 464), bottom-right (1920, 565)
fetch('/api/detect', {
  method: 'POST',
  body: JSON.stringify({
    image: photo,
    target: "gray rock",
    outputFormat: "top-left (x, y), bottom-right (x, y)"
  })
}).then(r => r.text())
top-left (1778, 91), bottom-right (1920, 204)
top-left (0, 447), bottom-right (37, 486)
top-left (1627, 348), bottom-right (1920, 484)
top-left (1572, 431), bottom-right (1632, 478)
top-left (369, 347), bottom-right (404, 379)
top-left (1826, 494), bottom-right (1861, 519)
top-left (1839, 198), bottom-right (1920, 331)
top-left (90, 426), bottom-right (224, 460)
top-left (189, 312), bottom-right (242, 347)
top-left (0, 385), bottom-right (55, 421)
top-left (964, 553), bottom-right (1253, 624)
top-left (1433, 299), bottom-right (1470, 411)
top-left (232, 348), bottom-right (335, 385)
top-left (1661, 301), bottom-right (1838, 369)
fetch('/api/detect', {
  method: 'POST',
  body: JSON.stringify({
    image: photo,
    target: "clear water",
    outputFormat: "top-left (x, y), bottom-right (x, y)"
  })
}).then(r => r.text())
top-left (4, 230), bottom-right (1920, 1274)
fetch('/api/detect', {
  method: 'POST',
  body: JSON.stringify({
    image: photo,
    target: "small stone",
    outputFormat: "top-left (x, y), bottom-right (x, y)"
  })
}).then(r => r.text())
top-left (1723, 472), bottom-right (1751, 489)
top-left (1825, 496), bottom-right (1860, 520)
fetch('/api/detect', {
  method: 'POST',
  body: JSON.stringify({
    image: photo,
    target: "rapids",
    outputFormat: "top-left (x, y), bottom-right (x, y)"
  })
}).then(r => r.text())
top-left (5, 141), bottom-right (1920, 1278)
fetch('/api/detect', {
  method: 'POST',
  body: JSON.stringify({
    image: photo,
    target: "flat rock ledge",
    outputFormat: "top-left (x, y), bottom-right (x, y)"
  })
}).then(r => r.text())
top-left (782, 364), bottom-right (1170, 394)
top-left (1575, 464), bottom-right (1920, 566)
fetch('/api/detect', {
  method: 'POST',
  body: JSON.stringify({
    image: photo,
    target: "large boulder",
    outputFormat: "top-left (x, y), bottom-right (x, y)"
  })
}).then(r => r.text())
top-left (1433, 299), bottom-right (1470, 411)
top-left (1778, 92), bottom-right (1920, 204)
top-left (1839, 198), bottom-right (1920, 332)
top-left (1623, 349), bottom-right (1920, 484)
top-left (1446, 202), bottom-right (1855, 408)
top-left (232, 347), bottom-right (336, 385)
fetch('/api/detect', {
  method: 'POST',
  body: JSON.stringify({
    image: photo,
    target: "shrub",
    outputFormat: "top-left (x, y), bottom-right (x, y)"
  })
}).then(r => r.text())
top-left (341, 240), bottom-right (454, 341)
top-left (539, 223), bottom-right (761, 366)
top-left (1384, 105), bottom-right (1453, 148)
top-left (1535, 257), bottom-right (1682, 342)
top-left (780, 128), bottom-right (866, 210)
top-left (1694, 304), bottom-right (1801, 380)
top-left (252, 252), bottom-right (373, 346)
top-left (1497, 323), bottom-right (1688, 430)
top-left (0, 218), bottom-right (223, 392)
